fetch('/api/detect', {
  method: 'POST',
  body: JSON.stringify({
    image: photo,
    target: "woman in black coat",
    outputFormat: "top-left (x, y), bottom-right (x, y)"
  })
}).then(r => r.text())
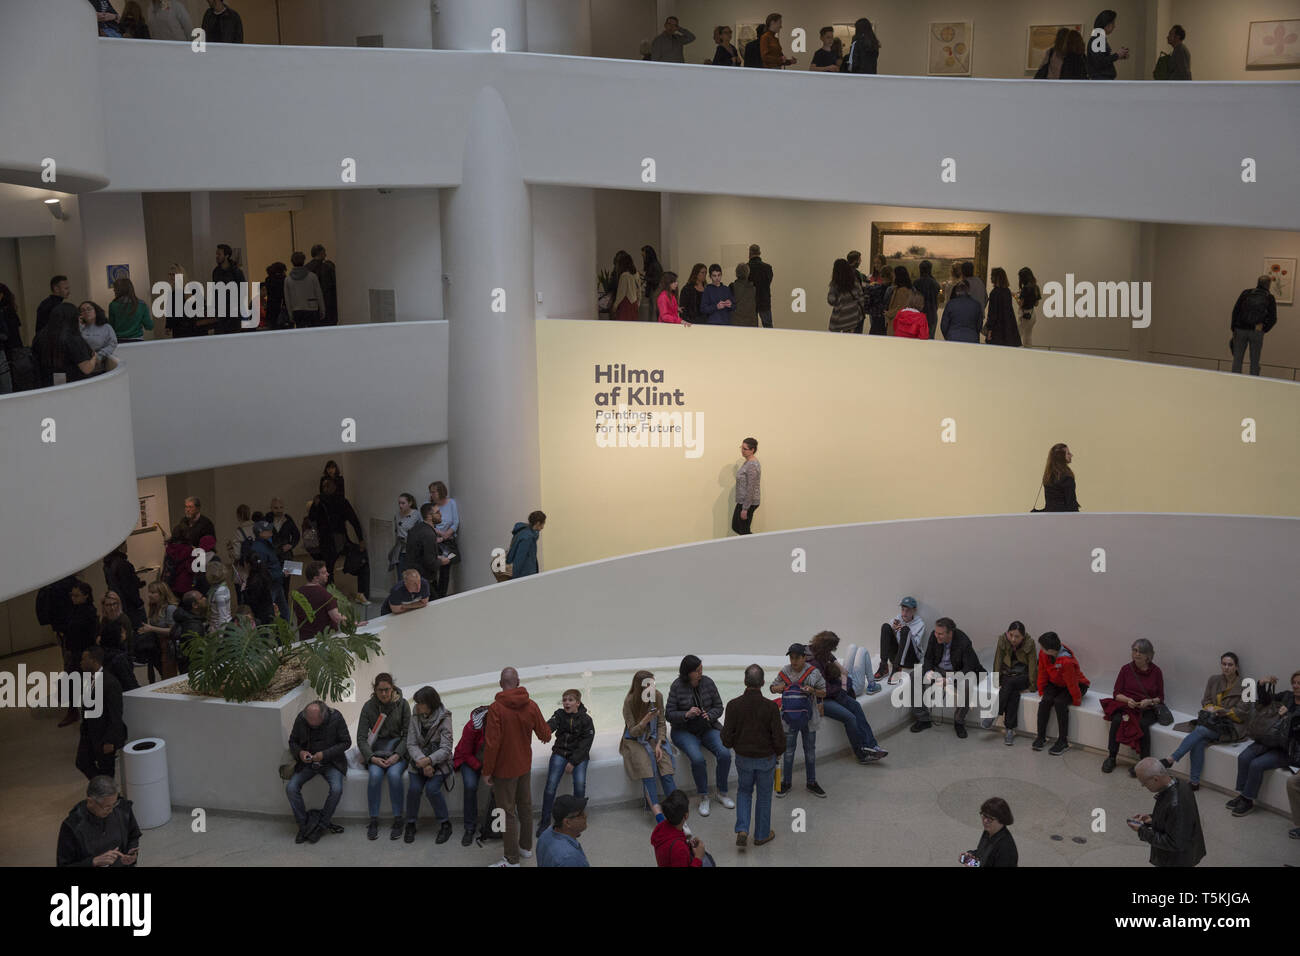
top-left (966, 797), bottom-right (1019, 867)
top-left (983, 268), bottom-right (1022, 346)
top-left (1040, 443), bottom-right (1081, 512)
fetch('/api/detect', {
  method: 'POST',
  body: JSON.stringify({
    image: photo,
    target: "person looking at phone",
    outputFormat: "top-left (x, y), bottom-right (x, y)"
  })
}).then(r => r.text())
top-left (877, 596), bottom-right (926, 684)
top-left (961, 797), bottom-right (1018, 867)
top-left (1130, 757), bottom-right (1206, 867)
top-left (57, 776), bottom-right (141, 867)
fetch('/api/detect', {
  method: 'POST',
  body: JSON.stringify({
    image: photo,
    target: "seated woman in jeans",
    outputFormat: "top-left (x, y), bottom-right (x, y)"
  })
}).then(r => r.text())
top-left (452, 705), bottom-right (491, 847)
top-left (666, 655), bottom-right (734, 818)
top-left (620, 670), bottom-right (676, 821)
top-left (404, 685), bottom-right (454, 845)
top-left (808, 631), bottom-right (887, 764)
top-left (357, 673), bottom-right (410, 842)
top-left (538, 689), bottom-right (595, 838)
top-left (1100, 639), bottom-right (1164, 776)
top-left (1227, 671), bottom-right (1299, 817)
top-left (1161, 652), bottom-right (1249, 790)
top-left (982, 622), bottom-right (1037, 745)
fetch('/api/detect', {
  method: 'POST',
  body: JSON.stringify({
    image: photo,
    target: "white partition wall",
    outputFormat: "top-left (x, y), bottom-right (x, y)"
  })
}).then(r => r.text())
top-left (0, 370), bottom-right (139, 601)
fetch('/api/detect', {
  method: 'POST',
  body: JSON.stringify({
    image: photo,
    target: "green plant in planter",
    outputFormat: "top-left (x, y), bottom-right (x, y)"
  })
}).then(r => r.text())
top-left (182, 585), bottom-right (381, 703)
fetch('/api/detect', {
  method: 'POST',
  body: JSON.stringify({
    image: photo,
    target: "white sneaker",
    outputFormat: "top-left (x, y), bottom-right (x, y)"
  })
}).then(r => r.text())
top-left (716, 794), bottom-right (735, 810)
top-left (489, 858), bottom-right (520, 867)
top-left (518, 848), bottom-right (533, 859)
top-left (698, 797), bottom-right (711, 817)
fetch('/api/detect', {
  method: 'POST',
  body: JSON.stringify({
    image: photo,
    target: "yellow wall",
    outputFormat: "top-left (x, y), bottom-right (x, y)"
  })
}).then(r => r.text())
top-left (536, 320), bottom-right (1300, 569)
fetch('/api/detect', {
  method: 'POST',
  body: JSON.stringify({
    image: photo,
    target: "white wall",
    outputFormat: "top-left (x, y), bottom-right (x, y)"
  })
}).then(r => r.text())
top-left (595, 188), bottom-right (661, 279)
top-left (533, 185), bottom-right (598, 319)
top-left (125, 321), bottom-right (450, 477)
top-left (276, 0), bottom-right (434, 48)
top-left (527, 0), bottom-right (593, 55)
top-left (0, 369), bottom-right (139, 602)
top-left (335, 188), bottom-right (443, 323)
top-left (16, 237), bottom-right (58, 331)
top-left (78, 192), bottom-right (152, 311)
top-left (591, 0), bottom-right (655, 59)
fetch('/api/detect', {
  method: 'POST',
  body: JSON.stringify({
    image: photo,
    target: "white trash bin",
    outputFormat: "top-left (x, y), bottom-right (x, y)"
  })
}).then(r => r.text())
top-left (122, 737), bottom-right (171, 829)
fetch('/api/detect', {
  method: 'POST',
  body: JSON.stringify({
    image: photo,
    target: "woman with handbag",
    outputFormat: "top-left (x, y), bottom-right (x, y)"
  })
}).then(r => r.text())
top-left (1161, 652), bottom-right (1250, 790)
top-left (982, 622), bottom-right (1037, 745)
top-left (358, 673), bottom-right (411, 841)
top-left (1101, 639), bottom-right (1167, 776)
top-left (1226, 671), bottom-right (1300, 817)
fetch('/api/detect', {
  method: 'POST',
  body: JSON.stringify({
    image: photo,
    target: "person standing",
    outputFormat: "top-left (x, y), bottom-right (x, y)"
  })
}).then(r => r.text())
top-left (1166, 25), bottom-right (1191, 79)
top-left (36, 276), bottom-right (71, 337)
top-left (983, 267), bottom-right (1022, 346)
top-left (680, 263), bottom-right (707, 326)
top-left (57, 776), bottom-right (141, 867)
top-left (201, 0), bottom-right (243, 43)
top-left (1039, 443), bottom-right (1081, 512)
top-left (892, 290), bottom-right (930, 340)
top-left (284, 251), bottom-right (326, 328)
top-left (721, 663), bottom-right (785, 849)
top-left (251, 520), bottom-right (290, 620)
top-left (294, 561), bottom-right (343, 640)
top-left (711, 25), bottom-right (740, 66)
top-left (732, 438), bottom-right (760, 535)
top-left (656, 272), bottom-right (687, 324)
top-left (268, 498), bottom-right (300, 566)
top-left (429, 481), bottom-right (460, 598)
top-left (845, 18), bottom-right (881, 74)
top-left (940, 281), bottom-right (982, 342)
top-left (404, 502), bottom-right (450, 589)
top-left (611, 252), bottom-right (642, 322)
top-left (914, 260), bottom-right (940, 338)
top-left (483, 667), bottom-right (552, 867)
top-left (770, 643), bottom-right (827, 799)
top-left (1034, 28), bottom-right (1068, 79)
top-left (1229, 275), bottom-right (1278, 376)
top-left (699, 265), bottom-right (734, 325)
top-left (827, 259), bottom-right (865, 333)
top-left (1086, 9), bottom-right (1129, 79)
top-left (759, 13), bottom-right (797, 69)
top-left (649, 16), bottom-right (694, 62)
top-left (209, 244), bottom-right (247, 334)
top-left (748, 245), bottom-right (774, 328)
top-left (640, 245), bottom-right (663, 322)
top-left (884, 266), bottom-right (913, 335)
top-left (146, 0), bottom-right (193, 42)
top-left (1061, 29), bottom-right (1090, 79)
top-left (109, 277), bottom-right (154, 343)
top-left (1130, 757), bottom-right (1206, 867)
top-left (1015, 267), bottom-right (1041, 347)
top-left (76, 647), bottom-right (126, 780)
top-left (388, 493), bottom-right (420, 584)
top-left (966, 797), bottom-right (1019, 867)
top-left (180, 496), bottom-right (216, 549)
top-left (78, 301), bottom-right (117, 362)
top-left (809, 27), bottom-right (841, 71)
top-left (730, 264), bottom-right (758, 327)
top-left (306, 244), bottom-right (338, 325)
top-left (536, 795), bottom-right (590, 867)
top-left (505, 510), bottom-right (546, 577)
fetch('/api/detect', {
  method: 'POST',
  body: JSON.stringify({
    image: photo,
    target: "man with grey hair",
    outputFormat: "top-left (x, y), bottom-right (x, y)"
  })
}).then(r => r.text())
top-left (1129, 757), bottom-right (1206, 867)
top-left (57, 776), bottom-right (141, 867)
top-left (483, 666), bottom-right (552, 867)
top-left (721, 664), bottom-right (785, 850)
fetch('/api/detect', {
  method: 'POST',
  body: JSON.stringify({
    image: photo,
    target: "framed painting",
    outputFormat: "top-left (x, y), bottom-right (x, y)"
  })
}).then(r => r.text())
top-left (928, 21), bottom-right (972, 75)
top-left (1264, 257), bottom-right (1295, 305)
top-left (869, 222), bottom-right (990, 285)
top-left (1246, 20), bottom-right (1300, 69)
top-left (107, 263), bottom-right (130, 290)
top-left (1026, 23), bottom-right (1081, 71)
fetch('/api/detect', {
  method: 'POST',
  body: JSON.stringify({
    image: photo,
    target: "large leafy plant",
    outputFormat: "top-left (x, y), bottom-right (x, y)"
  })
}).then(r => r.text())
top-left (182, 585), bottom-right (382, 703)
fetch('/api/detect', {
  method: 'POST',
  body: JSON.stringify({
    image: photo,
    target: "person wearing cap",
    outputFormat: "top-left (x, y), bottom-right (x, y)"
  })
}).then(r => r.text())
top-left (770, 643), bottom-right (828, 798)
top-left (251, 519), bottom-right (289, 620)
top-left (536, 794), bottom-right (590, 867)
top-left (877, 597), bottom-right (926, 685)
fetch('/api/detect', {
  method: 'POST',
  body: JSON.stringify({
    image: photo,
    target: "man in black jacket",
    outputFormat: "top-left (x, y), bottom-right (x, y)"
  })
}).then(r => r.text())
top-left (306, 245), bottom-right (338, 325)
top-left (103, 544), bottom-right (145, 629)
top-left (403, 503), bottom-right (451, 598)
top-left (180, 496), bottom-right (217, 549)
top-left (747, 244), bottom-right (774, 328)
top-left (201, 1), bottom-right (243, 44)
top-left (57, 775), bottom-right (141, 867)
top-left (1131, 758), bottom-right (1206, 866)
top-left (76, 647), bottom-right (127, 779)
top-left (58, 582), bottom-right (100, 727)
top-left (35, 275), bottom-right (70, 336)
top-left (285, 700), bottom-right (352, 843)
top-left (913, 617), bottom-right (985, 737)
top-left (1230, 275), bottom-right (1279, 376)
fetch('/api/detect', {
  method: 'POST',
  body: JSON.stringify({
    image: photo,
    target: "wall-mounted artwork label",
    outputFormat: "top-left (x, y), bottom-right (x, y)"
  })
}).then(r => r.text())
top-left (592, 363), bottom-right (703, 457)
top-left (107, 264), bottom-right (130, 290)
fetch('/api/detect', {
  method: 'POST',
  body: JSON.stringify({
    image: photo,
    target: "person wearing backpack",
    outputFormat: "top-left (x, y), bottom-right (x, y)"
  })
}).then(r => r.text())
top-left (1229, 275), bottom-right (1278, 376)
top-left (720, 664), bottom-right (785, 849)
top-left (770, 643), bottom-right (827, 799)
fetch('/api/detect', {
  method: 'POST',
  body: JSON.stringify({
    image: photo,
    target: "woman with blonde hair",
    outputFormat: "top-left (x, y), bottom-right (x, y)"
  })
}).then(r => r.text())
top-left (136, 580), bottom-right (178, 682)
top-left (620, 669), bottom-right (677, 821)
top-left (205, 562), bottom-right (233, 630)
top-left (1039, 443), bottom-right (1080, 512)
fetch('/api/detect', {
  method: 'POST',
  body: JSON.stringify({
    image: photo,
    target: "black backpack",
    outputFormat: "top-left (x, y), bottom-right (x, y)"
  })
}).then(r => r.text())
top-left (743, 37), bottom-right (762, 68)
top-left (8, 347), bottom-right (40, 391)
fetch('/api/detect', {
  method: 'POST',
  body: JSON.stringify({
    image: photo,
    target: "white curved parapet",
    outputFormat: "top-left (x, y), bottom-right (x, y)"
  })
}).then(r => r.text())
top-left (0, 369), bottom-right (139, 601)
top-left (122, 513), bottom-right (1299, 816)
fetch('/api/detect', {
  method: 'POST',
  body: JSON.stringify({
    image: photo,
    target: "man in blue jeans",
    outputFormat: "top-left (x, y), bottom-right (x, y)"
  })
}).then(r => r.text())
top-left (286, 700), bottom-right (351, 844)
top-left (721, 664), bottom-right (786, 849)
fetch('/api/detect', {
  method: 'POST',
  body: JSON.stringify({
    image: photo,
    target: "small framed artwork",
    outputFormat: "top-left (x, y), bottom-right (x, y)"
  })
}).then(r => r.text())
top-left (107, 264), bottom-right (130, 289)
top-left (1246, 20), bottom-right (1300, 69)
top-left (1026, 23), bottom-right (1081, 71)
top-left (1264, 257), bottom-right (1295, 305)
top-left (929, 21), bottom-right (972, 75)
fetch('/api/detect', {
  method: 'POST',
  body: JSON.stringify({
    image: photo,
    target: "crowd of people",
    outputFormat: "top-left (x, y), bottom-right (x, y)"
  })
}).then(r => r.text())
top-left (644, 11), bottom-right (1192, 82)
top-left (88, 0), bottom-right (242, 43)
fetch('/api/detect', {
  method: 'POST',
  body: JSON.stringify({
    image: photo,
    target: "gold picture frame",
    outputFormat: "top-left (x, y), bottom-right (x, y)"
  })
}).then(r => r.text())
top-left (869, 222), bottom-right (990, 284)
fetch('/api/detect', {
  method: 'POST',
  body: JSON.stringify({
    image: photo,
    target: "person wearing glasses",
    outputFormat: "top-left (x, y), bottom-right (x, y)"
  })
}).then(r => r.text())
top-left (960, 797), bottom-right (1018, 867)
top-left (711, 25), bottom-right (740, 65)
top-left (57, 776), bottom-right (141, 867)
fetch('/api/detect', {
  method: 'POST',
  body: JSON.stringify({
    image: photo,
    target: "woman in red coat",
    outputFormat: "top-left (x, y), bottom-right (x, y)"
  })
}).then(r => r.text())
top-left (1100, 638), bottom-right (1164, 776)
top-left (1033, 631), bottom-right (1090, 755)
top-left (892, 290), bottom-right (931, 339)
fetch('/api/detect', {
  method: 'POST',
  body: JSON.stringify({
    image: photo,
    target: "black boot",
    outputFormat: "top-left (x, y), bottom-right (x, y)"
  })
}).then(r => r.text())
top-left (367, 817), bottom-right (379, 840)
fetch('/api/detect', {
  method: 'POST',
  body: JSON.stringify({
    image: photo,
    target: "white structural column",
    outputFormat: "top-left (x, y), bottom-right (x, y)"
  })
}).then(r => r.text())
top-left (526, 0), bottom-right (593, 56)
top-left (432, 0), bottom-right (527, 51)
top-left (443, 86), bottom-right (541, 589)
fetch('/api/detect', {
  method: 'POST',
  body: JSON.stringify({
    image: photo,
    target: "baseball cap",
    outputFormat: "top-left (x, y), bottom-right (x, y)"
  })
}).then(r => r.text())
top-left (900, 596), bottom-right (918, 609)
top-left (786, 642), bottom-right (807, 657)
top-left (552, 794), bottom-right (588, 826)
top-left (253, 520), bottom-right (273, 535)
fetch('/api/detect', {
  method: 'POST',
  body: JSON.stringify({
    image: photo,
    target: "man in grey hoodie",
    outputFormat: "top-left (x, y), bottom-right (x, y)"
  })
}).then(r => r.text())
top-left (283, 251), bottom-right (326, 328)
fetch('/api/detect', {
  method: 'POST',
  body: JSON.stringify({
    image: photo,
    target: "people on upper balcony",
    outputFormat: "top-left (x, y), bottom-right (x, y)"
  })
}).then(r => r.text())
top-left (1034, 28), bottom-right (1069, 79)
top-left (760, 13), bottom-right (797, 69)
top-left (827, 258), bottom-right (866, 334)
top-left (147, 0), bottom-right (193, 42)
top-left (983, 268), bottom-right (1021, 346)
top-left (657, 272), bottom-right (685, 324)
top-left (306, 244), bottom-right (338, 325)
top-left (893, 289), bottom-right (930, 340)
top-left (731, 264), bottom-right (757, 327)
top-left (611, 251), bottom-right (642, 322)
top-left (700, 264), bottom-right (734, 326)
top-left (1040, 443), bottom-right (1081, 512)
top-left (201, 0), bottom-right (244, 44)
top-left (650, 16), bottom-right (694, 63)
top-left (884, 266), bottom-right (912, 334)
top-left (88, 0), bottom-right (122, 37)
top-left (35, 304), bottom-right (115, 386)
top-left (810, 27), bottom-right (841, 72)
top-left (939, 280), bottom-right (981, 343)
top-left (1230, 275), bottom-right (1278, 377)
top-left (1166, 25), bottom-right (1192, 80)
top-left (913, 259), bottom-right (940, 338)
top-left (845, 18), bottom-right (881, 74)
top-left (680, 263), bottom-right (707, 326)
top-left (118, 1), bottom-right (150, 38)
top-left (284, 251), bottom-right (326, 329)
top-left (1015, 267), bottom-right (1040, 347)
top-left (1086, 9), bottom-right (1129, 79)
top-left (1061, 30), bottom-right (1090, 79)
top-left (711, 25), bottom-right (740, 66)
top-left (211, 244), bottom-right (246, 334)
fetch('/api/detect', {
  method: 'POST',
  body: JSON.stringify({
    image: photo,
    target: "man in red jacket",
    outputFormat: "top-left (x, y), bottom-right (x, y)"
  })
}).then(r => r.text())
top-left (1033, 631), bottom-right (1090, 756)
top-left (652, 789), bottom-right (708, 867)
top-left (483, 667), bottom-right (551, 867)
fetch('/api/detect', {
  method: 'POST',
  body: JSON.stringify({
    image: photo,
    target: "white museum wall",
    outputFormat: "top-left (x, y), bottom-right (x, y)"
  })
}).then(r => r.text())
top-left (16, 237), bottom-right (59, 328)
top-left (527, 0), bottom-right (594, 55)
top-left (335, 188), bottom-right (444, 324)
top-left (591, 0), bottom-right (656, 59)
top-left (595, 188), bottom-right (662, 280)
top-left (275, 0), bottom-right (434, 49)
top-left (609, 0), bottom-right (1152, 77)
top-left (0, 186), bottom-right (62, 241)
top-left (1152, 224), bottom-right (1300, 373)
top-left (665, 193), bottom-right (1143, 350)
top-left (533, 186), bottom-right (598, 320)
top-left (78, 193), bottom-right (153, 314)
top-left (50, 196), bottom-right (89, 305)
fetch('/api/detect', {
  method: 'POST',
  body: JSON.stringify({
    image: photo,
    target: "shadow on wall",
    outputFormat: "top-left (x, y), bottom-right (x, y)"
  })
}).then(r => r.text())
top-left (713, 462), bottom-right (735, 538)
